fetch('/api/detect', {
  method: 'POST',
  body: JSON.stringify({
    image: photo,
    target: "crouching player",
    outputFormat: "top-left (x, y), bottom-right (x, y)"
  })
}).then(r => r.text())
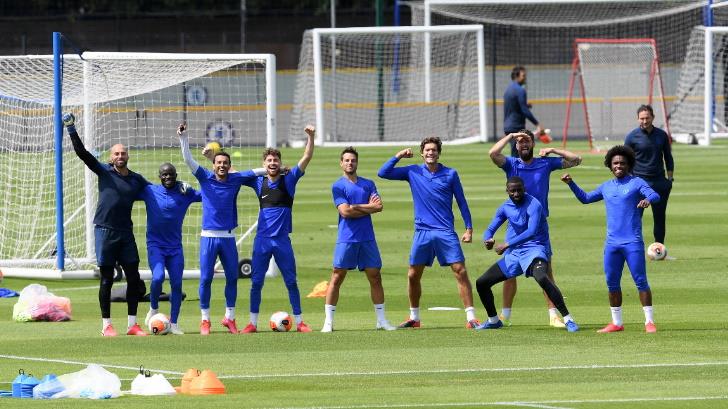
top-left (561, 145), bottom-right (660, 333)
top-left (475, 176), bottom-right (578, 332)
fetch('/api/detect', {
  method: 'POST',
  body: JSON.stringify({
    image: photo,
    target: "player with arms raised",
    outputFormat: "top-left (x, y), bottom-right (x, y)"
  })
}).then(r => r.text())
top-left (378, 137), bottom-right (480, 329)
top-left (562, 145), bottom-right (660, 333)
top-left (489, 129), bottom-right (581, 328)
top-left (475, 176), bottom-right (578, 332)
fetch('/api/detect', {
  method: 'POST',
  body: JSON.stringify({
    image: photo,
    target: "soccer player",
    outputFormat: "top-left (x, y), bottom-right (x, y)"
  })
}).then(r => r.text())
top-left (177, 123), bottom-right (263, 335)
top-left (488, 130), bottom-right (582, 328)
top-left (378, 137), bottom-right (480, 329)
top-left (137, 163), bottom-right (202, 335)
top-left (503, 66), bottom-right (544, 157)
top-left (561, 145), bottom-right (660, 333)
top-left (321, 147), bottom-right (396, 332)
top-left (475, 176), bottom-right (578, 332)
top-left (625, 104), bottom-right (674, 246)
top-left (240, 125), bottom-right (316, 333)
top-left (63, 113), bottom-right (150, 337)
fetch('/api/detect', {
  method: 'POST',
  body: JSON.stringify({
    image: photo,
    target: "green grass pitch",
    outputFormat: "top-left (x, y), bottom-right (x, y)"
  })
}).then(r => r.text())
top-left (0, 140), bottom-right (726, 408)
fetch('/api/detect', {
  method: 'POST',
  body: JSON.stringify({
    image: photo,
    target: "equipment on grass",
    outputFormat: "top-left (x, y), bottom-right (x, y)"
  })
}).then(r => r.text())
top-left (269, 311), bottom-right (293, 332)
top-left (647, 242), bottom-right (667, 261)
top-left (537, 128), bottom-right (552, 144)
top-left (148, 313), bottom-right (171, 335)
top-left (291, 25), bottom-right (486, 146)
top-left (0, 39), bottom-right (276, 278)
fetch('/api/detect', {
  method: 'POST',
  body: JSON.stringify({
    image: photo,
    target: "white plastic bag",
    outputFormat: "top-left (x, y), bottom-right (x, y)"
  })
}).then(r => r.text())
top-left (54, 364), bottom-right (120, 399)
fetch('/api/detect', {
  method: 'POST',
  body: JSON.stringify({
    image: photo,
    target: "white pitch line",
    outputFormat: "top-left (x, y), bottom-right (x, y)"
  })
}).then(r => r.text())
top-left (0, 354), bottom-right (183, 376)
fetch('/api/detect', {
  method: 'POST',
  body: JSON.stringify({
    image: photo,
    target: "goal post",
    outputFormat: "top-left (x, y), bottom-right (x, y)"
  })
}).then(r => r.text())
top-left (0, 34), bottom-right (276, 279)
top-left (563, 38), bottom-right (670, 151)
top-left (291, 25), bottom-right (487, 146)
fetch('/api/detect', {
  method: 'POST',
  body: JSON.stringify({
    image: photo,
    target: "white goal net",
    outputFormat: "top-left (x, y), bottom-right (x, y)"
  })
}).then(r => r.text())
top-left (0, 52), bottom-right (276, 278)
top-left (290, 25), bottom-right (486, 146)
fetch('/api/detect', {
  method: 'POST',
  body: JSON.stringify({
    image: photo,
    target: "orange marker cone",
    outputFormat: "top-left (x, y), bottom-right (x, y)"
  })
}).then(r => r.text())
top-left (180, 368), bottom-right (200, 395)
top-left (189, 369), bottom-right (225, 395)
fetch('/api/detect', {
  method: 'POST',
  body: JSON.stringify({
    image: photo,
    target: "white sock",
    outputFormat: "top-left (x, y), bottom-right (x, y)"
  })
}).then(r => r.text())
top-left (374, 304), bottom-right (386, 322)
top-left (563, 314), bottom-right (574, 323)
top-left (201, 309), bottom-right (210, 321)
top-left (294, 314), bottom-right (303, 325)
top-left (464, 306), bottom-right (476, 321)
top-left (250, 312), bottom-right (259, 327)
top-left (610, 307), bottom-right (623, 326)
top-left (225, 307), bottom-right (235, 320)
top-left (548, 308), bottom-right (559, 318)
top-left (501, 308), bottom-right (512, 320)
top-left (643, 306), bottom-right (654, 324)
top-left (488, 315), bottom-right (500, 324)
top-left (102, 318), bottom-right (112, 329)
top-left (170, 323), bottom-right (179, 330)
top-left (149, 308), bottom-right (158, 316)
top-left (409, 307), bottom-right (420, 321)
top-left (325, 304), bottom-right (336, 324)
top-left (127, 315), bottom-right (137, 329)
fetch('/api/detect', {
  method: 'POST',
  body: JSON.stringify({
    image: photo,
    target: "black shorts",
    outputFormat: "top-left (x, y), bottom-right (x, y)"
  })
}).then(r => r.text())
top-left (94, 226), bottom-right (140, 267)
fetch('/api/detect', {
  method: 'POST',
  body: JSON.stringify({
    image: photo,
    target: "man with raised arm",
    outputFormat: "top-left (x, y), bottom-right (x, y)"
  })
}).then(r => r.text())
top-left (240, 125), bottom-right (316, 333)
top-left (177, 123), bottom-right (263, 335)
top-left (321, 147), bottom-right (396, 332)
top-left (488, 129), bottom-right (581, 328)
top-left (138, 163), bottom-right (202, 335)
top-left (562, 145), bottom-right (660, 333)
top-left (378, 136), bottom-right (480, 329)
top-left (64, 113), bottom-right (150, 337)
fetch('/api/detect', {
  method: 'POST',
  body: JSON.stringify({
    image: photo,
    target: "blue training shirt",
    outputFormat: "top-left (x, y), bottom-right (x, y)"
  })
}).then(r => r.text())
top-left (567, 175), bottom-right (660, 245)
top-left (484, 193), bottom-right (549, 249)
top-left (193, 166), bottom-right (259, 231)
top-left (501, 156), bottom-right (562, 217)
top-left (137, 184), bottom-right (202, 248)
top-left (245, 166), bottom-right (304, 237)
top-left (624, 126), bottom-right (674, 179)
top-left (378, 157), bottom-right (472, 231)
top-left (332, 176), bottom-right (378, 243)
top-left (503, 80), bottom-right (539, 133)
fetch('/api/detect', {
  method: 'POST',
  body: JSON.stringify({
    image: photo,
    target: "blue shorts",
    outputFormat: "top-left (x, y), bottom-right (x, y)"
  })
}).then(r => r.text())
top-left (94, 226), bottom-right (139, 267)
top-left (409, 230), bottom-right (465, 267)
top-left (604, 242), bottom-right (650, 292)
top-left (333, 241), bottom-right (382, 271)
top-left (252, 235), bottom-right (297, 285)
top-left (147, 246), bottom-right (184, 282)
top-left (497, 244), bottom-right (549, 279)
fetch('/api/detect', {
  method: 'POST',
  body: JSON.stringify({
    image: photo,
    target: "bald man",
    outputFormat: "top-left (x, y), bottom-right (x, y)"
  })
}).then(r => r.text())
top-left (64, 113), bottom-right (151, 337)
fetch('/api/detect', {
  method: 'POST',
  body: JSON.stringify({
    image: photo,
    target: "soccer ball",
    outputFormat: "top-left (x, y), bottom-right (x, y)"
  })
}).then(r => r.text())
top-left (148, 313), bottom-right (171, 335)
top-left (269, 311), bottom-right (292, 332)
top-left (647, 242), bottom-right (667, 261)
top-left (205, 141), bottom-right (222, 155)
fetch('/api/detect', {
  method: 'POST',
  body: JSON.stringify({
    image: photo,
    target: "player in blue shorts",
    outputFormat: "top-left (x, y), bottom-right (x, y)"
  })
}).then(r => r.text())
top-left (321, 147), bottom-right (396, 332)
top-left (137, 163), bottom-right (202, 335)
top-left (177, 123), bottom-right (264, 335)
top-left (475, 176), bottom-right (578, 332)
top-left (64, 113), bottom-right (150, 337)
top-left (489, 129), bottom-right (582, 328)
top-left (240, 125), bottom-right (316, 333)
top-left (561, 145), bottom-right (660, 333)
top-left (378, 137), bottom-right (481, 329)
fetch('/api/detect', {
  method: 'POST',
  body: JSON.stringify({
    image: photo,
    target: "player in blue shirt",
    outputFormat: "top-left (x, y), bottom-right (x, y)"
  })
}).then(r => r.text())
top-left (137, 163), bottom-right (202, 335)
top-left (178, 123), bottom-right (263, 335)
top-left (489, 130), bottom-right (582, 328)
top-left (561, 145), bottom-right (660, 333)
top-left (624, 104), bottom-right (674, 246)
top-left (321, 147), bottom-right (396, 332)
top-left (240, 125), bottom-right (316, 333)
top-left (503, 66), bottom-right (544, 157)
top-left (475, 176), bottom-right (578, 332)
top-left (378, 137), bottom-right (480, 329)
top-left (64, 113), bottom-right (150, 337)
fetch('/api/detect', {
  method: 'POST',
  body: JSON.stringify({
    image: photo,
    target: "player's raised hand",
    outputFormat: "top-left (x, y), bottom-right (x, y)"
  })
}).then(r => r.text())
top-left (304, 125), bottom-right (315, 138)
top-left (539, 147), bottom-right (554, 157)
top-left (637, 199), bottom-right (651, 209)
top-left (179, 181), bottom-right (192, 194)
top-left (395, 148), bottom-right (413, 159)
top-left (461, 229), bottom-right (472, 243)
top-left (560, 173), bottom-right (573, 184)
top-left (62, 113), bottom-right (75, 127)
top-left (484, 238), bottom-right (495, 250)
top-left (177, 122), bottom-right (187, 136)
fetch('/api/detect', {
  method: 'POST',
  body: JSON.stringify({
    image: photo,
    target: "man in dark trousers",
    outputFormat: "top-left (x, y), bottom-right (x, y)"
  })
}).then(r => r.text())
top-left (503, 66), bottom-right (544, 157)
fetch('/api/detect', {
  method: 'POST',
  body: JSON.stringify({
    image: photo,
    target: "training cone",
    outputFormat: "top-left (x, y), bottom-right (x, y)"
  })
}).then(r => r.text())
top-left (180, 368), bottom-right (200, 395)
top-left (188, 369), bottom-right (225, 395)
top-left (307, 280), bottom-right (329, 298)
